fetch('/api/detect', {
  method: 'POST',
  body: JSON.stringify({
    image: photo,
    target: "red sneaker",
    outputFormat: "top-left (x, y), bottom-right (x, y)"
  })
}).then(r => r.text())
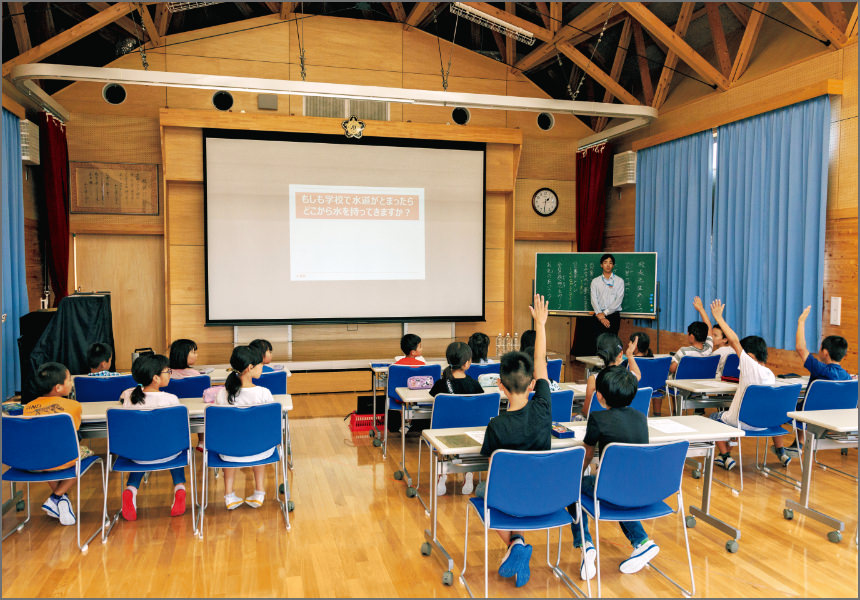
top-left (122, 489), bottom-right (137, 521)
top-left (171, 488), bottom-right (186, 517)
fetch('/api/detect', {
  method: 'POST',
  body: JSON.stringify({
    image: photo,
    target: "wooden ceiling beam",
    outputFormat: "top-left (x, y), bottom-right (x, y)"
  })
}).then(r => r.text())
top-left (725, 3), bottom-right (750, 27)
top-left (557, 40), bottom-right (640, 105)
top-left (550, 2), bottom-right (561, 34)
top-left (821, 2), bottom-right (848, 33)
top-left (490, 28), bottom-right (507, 62)
top-left (729, 1), bottom-right (766, 84)
top-left (534, 2), bottom-right (552, 30)
top-left (52, 2), bottom-right (119, 45)
top-left (280, 2), bottom-right (294, 20)
top-left (87, 2), bottom-right (140, 39)
top-left (782, 2), bottom-right (847, 49)
top-left (463, 3), bottom-right (553, 43)
top-left (621, 2), bottom-right (729, 91)
top-left (706, 3), bottom-right (731, 78)
top-left (136, 2), bottom-right (160, 47)
top-left (155, 2), bottom-right (171, 36)
top-left (505, 2), bottom-right (516, 66)
top-left (631, 21), bottom-right (653, 106)
top-left (594, 16), bottom-right (633, 132)
top-left (848, 4), bottom-right (858, 39)
top-left (8, 2), bottom-right (32, 53)
top-left (652, 2), bottom-right (693, 109)
top-left (389, 2), bottom-right (407, 22)
top-left (405, 2), bottom-right (437, 28)
top-left (3, 2), bottom-right (137, 77)
top-left (234, 2), bottom-right (253, 18)
top-left (264, 2), bottom-right (280, 14)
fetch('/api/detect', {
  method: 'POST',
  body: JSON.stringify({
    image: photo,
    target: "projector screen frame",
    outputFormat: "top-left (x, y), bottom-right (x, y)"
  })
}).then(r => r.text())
top-left (202, 128), bottom-right (488, 326)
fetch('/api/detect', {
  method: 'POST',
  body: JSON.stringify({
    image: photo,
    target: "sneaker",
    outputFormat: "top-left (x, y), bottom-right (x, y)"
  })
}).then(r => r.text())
top-left (498, 538), bottom-right (523, 577)
top-left (619, 540), bottom-right (659, 574)
top-left (195, 443), bottom-right (204, 453)
top-left (579, 542), bottom-right (597, 581)
top-left (171, 488), bottom-right (186, 517)
top-left (785, 442), bottom-right (803, 456)
top-left (499, 539), bottom-right (532, 587)
top-left (245, 490), bottom-right (265, 508)
top-left (774, 447), bottom-right (791, 467)
top-left (461, 472), bottom-right (474, 495)
top-left (436, 474), bottom-right (448, 497)
top-left (122, 489), bottom-right (137, 521)
top-left (225, 492), bottom-right (243, 510)
top-left (56, 495), bottom-right (76, 526)
top-left (715, 454), bottom-right (736, 471)
top-left (41, 496), bottom-right (60, 519)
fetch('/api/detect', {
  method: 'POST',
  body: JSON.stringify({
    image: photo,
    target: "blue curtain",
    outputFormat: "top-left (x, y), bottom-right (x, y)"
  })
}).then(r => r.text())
top-left (635, 130), bottom-right (714, 333)
top-left (712, 96), bottom-right (829, 350)
top-left (2, 108), bottom-right (28, 400)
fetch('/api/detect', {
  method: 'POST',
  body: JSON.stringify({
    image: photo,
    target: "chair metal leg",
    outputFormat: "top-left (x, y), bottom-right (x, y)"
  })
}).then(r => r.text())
top-left (754, 437), bottom-right (801, 489)
top-left (77, 460), bottom-right (106, 552)
top-left (1, 482), bottom-right (31, 541)
top-left (812, 448), bottom-right (858, 481)
top-left (189, 451), bottom-right (198, 536)
top-left (644, 491), bottom-right (695, 597)
top-left (545, 525), bottom-right (590, 598)
top-left (286, 419), bottom-right (294, 471)
top-left (276, 445), bottom-right (291, 530)
top-left (594, 510), bottom-right (602, 599)
top-left (459, 502), bottom-right (476, 598)
top-left (198, 453), bottom-right (208, 539)
top-left (711, 438), bottom-right (742, 494)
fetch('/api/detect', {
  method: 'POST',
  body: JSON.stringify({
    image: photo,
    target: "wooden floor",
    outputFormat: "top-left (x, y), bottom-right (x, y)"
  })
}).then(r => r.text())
top-left (2, 401), bottom-right (858, 598)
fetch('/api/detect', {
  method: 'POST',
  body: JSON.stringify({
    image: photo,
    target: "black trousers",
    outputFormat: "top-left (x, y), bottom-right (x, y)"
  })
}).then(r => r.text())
top-left (573, 311), bottom-right (622, 356)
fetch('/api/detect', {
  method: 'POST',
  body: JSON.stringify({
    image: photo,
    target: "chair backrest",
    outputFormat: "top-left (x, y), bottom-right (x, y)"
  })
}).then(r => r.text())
top-left (547, 359), bottom-right (563, 382)
top-left (635, 357), bottom-right (672, 392)
top-left (587, 387), bottom-right (653, 417)
top-left (675, 355), bottom-right (721, 380)
top-left (162, 375), bottom-right (211, 399)
top-left (252, 370), bottom-right (287, 395)
top-left (430, 393), bottom-right (500, 429)
top-left (486, 446), bottom-right (586, 518)
top-left (387, 364), bottom-right (442, 401)
top-left (802, 379), bottom-right (859, 411)
top-left (595, 441), bottom-right (689, 507)
top-left (737, 384), bottom-right (803, 428)
top-left (106, 405), bottom-right (190, 461)
top-left (73, 374), bottom-right (136, 403)
top-left (526, 389), bottom-right (574, 422)
top-left (721, 354), bottom-right (740, 378)
top-left (465, 362), bottom-right (500, 380)
top-left (204, 403), bottom-right (282, 456)
top-left (2, 413), bottom-right (79, 471)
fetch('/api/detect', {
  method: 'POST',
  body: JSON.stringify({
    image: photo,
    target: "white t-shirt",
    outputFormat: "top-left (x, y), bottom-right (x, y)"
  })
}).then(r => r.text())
top-left (713, 346), bottom-right (736, 378)
top-left (118, 389), bottom-right (183, 464)
top-left (214, 386), bottom-right (276, 462)
top-left (724, 351), bottom-right (775, 427)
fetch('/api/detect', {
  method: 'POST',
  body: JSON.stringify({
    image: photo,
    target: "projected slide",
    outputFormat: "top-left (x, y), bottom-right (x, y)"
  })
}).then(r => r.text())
top-left (289, 184), bottom-right (425, 281)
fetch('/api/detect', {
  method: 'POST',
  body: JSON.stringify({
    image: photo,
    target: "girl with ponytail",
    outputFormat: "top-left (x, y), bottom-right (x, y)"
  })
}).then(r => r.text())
top-left (214, 345), bottom-right (276, 510)
top-left (428, 341), bottom-right (483, 496)
top-left (118, 353), bottom-right (187, 521)
top-left (582, 333), bottom-right (642, 416)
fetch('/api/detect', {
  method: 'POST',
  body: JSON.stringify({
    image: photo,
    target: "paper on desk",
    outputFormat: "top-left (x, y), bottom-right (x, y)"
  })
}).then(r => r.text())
top-left (466, 431), bottom-right (485, 444)
top-left (649, 419), bottom-right (696, 434)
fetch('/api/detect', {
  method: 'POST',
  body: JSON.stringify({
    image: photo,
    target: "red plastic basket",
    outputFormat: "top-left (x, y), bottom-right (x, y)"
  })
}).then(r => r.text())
top-left (348, 412), bottom-right (385, 432)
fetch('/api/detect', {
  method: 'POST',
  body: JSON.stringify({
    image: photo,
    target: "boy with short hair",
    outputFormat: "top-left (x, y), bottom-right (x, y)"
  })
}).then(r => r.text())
top-left (394, 333), bottom-right (425, 365)
top-left (479, 294), bottom-right (553, 589)
top-left (86, 342), bottom-right (120, 376)
top-left (708, 300), bottom-right (790, 469)
top-left (668, 296), bottom-right (714, 375)
top-left (568, 365), bottom-right (658, 581)
top-left (23, 362), bottom-right (93, 526)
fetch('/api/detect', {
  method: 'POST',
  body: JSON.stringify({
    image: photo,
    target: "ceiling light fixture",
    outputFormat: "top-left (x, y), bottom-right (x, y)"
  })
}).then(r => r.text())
top-left (450, 2), bottom-right (536, 46)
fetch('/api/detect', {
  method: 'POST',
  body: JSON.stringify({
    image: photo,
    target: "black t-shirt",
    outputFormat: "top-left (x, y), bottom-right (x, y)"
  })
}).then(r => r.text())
top-left (583, 406), bottom-right (649, 456)
top-left (481, 378), bottom-right (552, 456)
top-left (429, 375), bottom-right (483, 397)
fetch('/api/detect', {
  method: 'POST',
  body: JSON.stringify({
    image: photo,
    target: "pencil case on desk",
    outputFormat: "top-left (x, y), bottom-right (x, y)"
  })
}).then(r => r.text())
top-left (551, 423), bottom-right (575, 439)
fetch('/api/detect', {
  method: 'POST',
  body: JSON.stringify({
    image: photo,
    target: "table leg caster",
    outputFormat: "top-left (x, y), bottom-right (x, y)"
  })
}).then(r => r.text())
top-left (406, 486), bottom-right (417, 498)
top-left (691, 470), bottom-right (701, 479)
top-left (726, 540), bottom-right (739, 553)
top-left (372, 438), bottom-right (382, 447)
top-left (279, 483), bottom-right (285, 494)
top-left (685, 516), bottom-right (696, 528)
top-left (442, 571), bottom-right (454, 586)
top-left (394, 471), bottom-right (404, 481)
top-left (828, 530), bottom-right (842, 543)
top-left (841, 448), bottom-right (848, 456)
top-left (783, 509), bottom-right (793, 520)
top-left (16, 500), bottom-right (25, 512)
top-left (420, 542), bottom-right (432, 556)
top-left (288, 500), bottom-right (295, 512)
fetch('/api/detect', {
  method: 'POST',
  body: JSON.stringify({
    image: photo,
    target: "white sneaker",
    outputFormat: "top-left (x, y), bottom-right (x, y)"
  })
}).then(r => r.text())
top-left (461, 472), bottom-right (474, 495)
top-left (245, 490), bottom-right (265, 508)
top-left (436, 474), bottom-right (448, 496)
top-left (579, 542), bottom-right (596, 580)
top-left (41, 496), bottom-right (59, 519)
top-left (56, 495), bottom-right (76, 526)
top-left (225, 492), bottom-right (243, 510)
top-left (619, 540), bottom-right (659, 574)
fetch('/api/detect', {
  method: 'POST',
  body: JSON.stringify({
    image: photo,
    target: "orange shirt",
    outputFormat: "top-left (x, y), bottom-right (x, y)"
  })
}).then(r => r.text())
top-left (23, 397), bottom-right (83, 471)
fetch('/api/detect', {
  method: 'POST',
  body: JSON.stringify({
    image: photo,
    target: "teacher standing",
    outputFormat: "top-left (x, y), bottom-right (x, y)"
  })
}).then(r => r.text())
top-left (589, 253), bottom-right (624, 339)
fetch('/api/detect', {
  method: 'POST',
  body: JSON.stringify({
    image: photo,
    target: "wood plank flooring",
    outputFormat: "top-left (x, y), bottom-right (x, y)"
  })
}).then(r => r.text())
top-left (2, 402), bottom-right (857, 598)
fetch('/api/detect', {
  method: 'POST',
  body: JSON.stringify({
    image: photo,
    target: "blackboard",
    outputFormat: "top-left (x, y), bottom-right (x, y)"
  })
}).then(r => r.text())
top-left (535, 252), bottom-right (657, 317)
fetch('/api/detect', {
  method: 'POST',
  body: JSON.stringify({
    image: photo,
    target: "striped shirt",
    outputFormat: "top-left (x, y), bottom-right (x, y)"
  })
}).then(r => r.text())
top-left (590, 274), bottom-right (625, 316)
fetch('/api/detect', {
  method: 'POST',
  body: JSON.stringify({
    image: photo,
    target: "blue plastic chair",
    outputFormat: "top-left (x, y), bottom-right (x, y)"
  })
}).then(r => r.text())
top-left (200, 403), bottom-right (290, 537)
top-left (2, 414), bottom-right (105, 551)
top-left (583, 441), bottom-right (693, 597)
top-left (635, 357), bottom-right (672, 397)
top-left (460, 446), bottom-right (589, 599)
top-left (162, 375), bottom-right (211, 398)
top-left (675, 355), bottom-right (721, 379)
top-left (103, 405), bottom-right (197, 540)
top-left (252, 370), bottom-right (287, 395)
top-left (733, 384), bottom-right (803, 492)
top-left (466, 362), bottom-right (500, 380)
top-left (417, 393), bottom-right (500, 505)
top-left (794, 379), bottom-right (859, 480)
top-left (721, 354), bottom-right (740, 379)
top-left (73, 374), bottom-right (136, 403)
top-left (547, 359), bottom-right (563, 382)
top-left (588, 387), bottom-right (653, 418)
top-left (528, 389), bottom-right (575, 422)
top-left (383, 364), bottom-right (442, 456)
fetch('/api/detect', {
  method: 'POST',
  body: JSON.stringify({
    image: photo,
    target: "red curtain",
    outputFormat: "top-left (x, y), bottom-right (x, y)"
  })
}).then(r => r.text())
top-left (37, 113), bottom-right (70, 305)
top-left (575, 143), bottom-right (612, 252)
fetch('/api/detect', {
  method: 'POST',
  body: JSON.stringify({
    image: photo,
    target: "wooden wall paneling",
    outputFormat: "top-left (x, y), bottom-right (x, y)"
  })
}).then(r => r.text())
top-left (74, 234), bottom-right (165, 370)
top-left (485, 192), bottom-right (506, 250)
top-left (604, 186), bottom-right (636, 251)
top-left (836, 115), bottom-right (858, 212)
top-left (456, 300), bottom-right (505, 341)
top-left (24, 218), bottom-right (41, 311)
top-left (291, 323), bottom-right (403, 342)
top-left (403, 323), bottom-right (455, 340)
top-left (166, 182), bottom-right (204, 245)
top-left (169, 304), bottom-right (232, 344)
top-left (287, 370), bottom-right (370, 394)
top-left (288, 14), bottom-right (402, 72)
top-left (66, 114), bottom-right (161, 163)
top-left (516, 136), bottom-right (577, 181)
top-left (403, 26), bottom-right (508, 80)
top-left (485, 143), bottom-right (514, 191)
top-left (168, 244), bottom-right (205, 305)
top-left (163, 127), bottom-right (203, 181)
top-left (842, 42), bottom-right (857, 119)
top-left (514, 178), bottom-right (575, 234)
top-left (485, 247), bottom-right (505, 303)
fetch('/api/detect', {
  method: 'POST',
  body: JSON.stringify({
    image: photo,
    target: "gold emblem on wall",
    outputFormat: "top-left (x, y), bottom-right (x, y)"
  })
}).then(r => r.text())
top-left (342, 115), bottom-right (366, 139)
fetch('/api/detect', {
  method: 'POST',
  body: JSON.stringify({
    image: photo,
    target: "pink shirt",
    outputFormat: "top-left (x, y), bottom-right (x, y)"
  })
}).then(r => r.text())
top-left (170, 368), bottom-right (203, 379)
top-left (120, 389), bottom-right (181, 408)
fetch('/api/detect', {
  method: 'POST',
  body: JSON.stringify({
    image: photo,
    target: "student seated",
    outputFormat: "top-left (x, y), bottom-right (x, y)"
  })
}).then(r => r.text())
top-left (478, 294), bottom-right (552, 589)
top-left (215, 346), bottom-right (276, 510)
top-left (569, 366), bottom-right (658, 581)
top-left (629, 332), bottom-right (653, 357)
top-left (250, 338), bottom-right (277, 372)
top-left (118, 354), bottom-right (187, 520)
top-left (24, 362), bottom-right (94, 527)
top-left (468, 332), bottom-right (492, 364)
top-left (169, 338), bottom-right (202, 378)
top-left (394, 333), bottom-right (425, 365)
top-left (86, 342), bottom-right (121, 376)
top-left (519, 329), bottom-right (536, 352)
top-left (712, 322), bottom-right (736, 378)
top-left (522, 346), bottom-right (561, 392)
top-left (668, 296), bottom-right (714, 376)
top-left (431, 341), bottom-right (483, 497)
top-left (708, 300), bottom-right (791, 469)
top-left (581, 334), bottom-right (641, 417)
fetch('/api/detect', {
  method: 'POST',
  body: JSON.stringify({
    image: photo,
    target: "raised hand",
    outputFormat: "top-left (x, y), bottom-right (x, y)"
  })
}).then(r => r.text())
top-left (693, 296), bottom-right (704, 312)
top-left (530, 294), bottom-right (549, 326)
top-left (710, 299), bottom-right (725, 320)
top-left (798, 305), bottom-right (811, 322)
top-left (626, 336), bottom-right (639, 356)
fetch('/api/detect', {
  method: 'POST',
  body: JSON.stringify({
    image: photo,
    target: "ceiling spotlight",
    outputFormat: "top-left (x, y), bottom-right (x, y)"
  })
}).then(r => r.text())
top-left (450, 3), bottom-right (536, 46)
top-left (115, 37), bottom-right (140, 57)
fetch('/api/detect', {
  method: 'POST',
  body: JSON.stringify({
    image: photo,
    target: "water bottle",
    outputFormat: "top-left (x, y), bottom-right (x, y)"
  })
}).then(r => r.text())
top-left (496, 333), bottom-right (503, 358)
top-left (513, 332), bottom-right (519, 351)
top-left (505, 332), bottom-right (512, 352)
